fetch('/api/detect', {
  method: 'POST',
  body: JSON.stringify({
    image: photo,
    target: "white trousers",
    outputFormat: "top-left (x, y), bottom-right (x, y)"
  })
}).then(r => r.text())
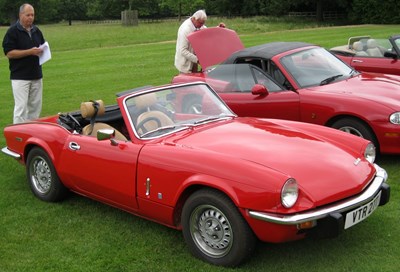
top-left (11, 79), bottom-right (43, 124)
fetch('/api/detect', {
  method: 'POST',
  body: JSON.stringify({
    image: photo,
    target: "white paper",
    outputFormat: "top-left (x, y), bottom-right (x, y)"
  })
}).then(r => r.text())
top-left (39, 41), bottom-right (51, 65)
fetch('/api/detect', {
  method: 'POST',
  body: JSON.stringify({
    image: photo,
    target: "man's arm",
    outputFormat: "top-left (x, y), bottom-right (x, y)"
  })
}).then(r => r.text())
top-left (6, 47), bottom-right (43, 59)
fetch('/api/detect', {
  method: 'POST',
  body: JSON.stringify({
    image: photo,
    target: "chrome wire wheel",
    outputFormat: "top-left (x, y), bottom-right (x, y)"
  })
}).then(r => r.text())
top-left (189, 204), bottom-right (233, 258)
top-left (29, 155), bottom-right (52, 195)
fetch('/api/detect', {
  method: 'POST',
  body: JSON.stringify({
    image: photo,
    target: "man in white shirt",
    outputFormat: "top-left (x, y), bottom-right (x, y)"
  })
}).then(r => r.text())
top-left (174, 10), bottom-right (208, 74)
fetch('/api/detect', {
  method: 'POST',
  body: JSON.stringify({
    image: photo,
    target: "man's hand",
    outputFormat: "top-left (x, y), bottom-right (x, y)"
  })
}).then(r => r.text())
top-left (30, 47), bottom-right (43, 56)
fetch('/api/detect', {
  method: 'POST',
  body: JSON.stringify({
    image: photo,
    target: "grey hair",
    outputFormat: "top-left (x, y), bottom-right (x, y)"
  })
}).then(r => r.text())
top-left (19, 3), bottom-right (33, 14)
top-left (192, 10), bottom-right (207, 21)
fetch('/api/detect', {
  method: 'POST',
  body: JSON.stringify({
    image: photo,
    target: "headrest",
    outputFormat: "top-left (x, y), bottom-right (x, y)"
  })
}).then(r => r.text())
top-left (134, 93), bottom-right (157, 110)
top-left (80, 100), bottom-right (105, 118)
top-left (367, 39), bottom-right (377, 48)
top-left (353, 41), bottom-right (363, 51)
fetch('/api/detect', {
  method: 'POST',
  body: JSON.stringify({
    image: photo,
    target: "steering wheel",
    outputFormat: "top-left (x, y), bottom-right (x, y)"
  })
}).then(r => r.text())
top-left (66, 113), bottom-right (82, 132)
top-left (136, 117), bottom-right (161, 134)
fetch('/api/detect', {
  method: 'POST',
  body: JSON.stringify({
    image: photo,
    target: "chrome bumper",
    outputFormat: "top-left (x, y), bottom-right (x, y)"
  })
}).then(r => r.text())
top-left (1, 147), bottom-right (22, 160)
top-left (249, 164), bottom-right (389, 225)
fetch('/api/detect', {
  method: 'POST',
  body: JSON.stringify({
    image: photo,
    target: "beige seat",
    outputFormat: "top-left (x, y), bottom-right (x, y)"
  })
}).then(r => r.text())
top-left (81, 100), bottom-right (127, 141)
top-left (133, 93), bottom-right (174, 136)
top-left (366, 39), bottom-right (383, 57)
top-left (353, 41), bottom-right (368, 56)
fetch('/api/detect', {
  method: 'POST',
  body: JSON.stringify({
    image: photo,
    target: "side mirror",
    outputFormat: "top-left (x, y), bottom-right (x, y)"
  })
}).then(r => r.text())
top-left (251, 84), bottom-right (269, 96)
top-left (97, 128), bottom-right (118, 146)
top-left (384, 51), bottom-right (398, 59)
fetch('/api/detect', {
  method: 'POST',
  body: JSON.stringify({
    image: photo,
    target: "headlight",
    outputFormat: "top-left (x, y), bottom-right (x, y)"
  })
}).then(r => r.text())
top-left (389, 112), bottom-right (400, 124)
top-left (364, 143), bottom-right (376, 163)
top-left (281, 178), bottom-right (298, 208)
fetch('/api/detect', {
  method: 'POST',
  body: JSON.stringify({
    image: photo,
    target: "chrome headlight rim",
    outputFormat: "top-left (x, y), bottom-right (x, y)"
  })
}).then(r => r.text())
top-left (281, 178), bottom-right (299, 208)
top-left (364, 142), bottom-right (376, 164)
top-left (389, 112), bottom-right (400, 125)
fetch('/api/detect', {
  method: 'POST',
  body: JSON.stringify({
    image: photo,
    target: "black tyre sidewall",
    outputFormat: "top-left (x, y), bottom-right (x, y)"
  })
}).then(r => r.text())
top-left (26, 147), bottom-right (67, 202)
top-left (181, 189), bottom-right (256, 267)
top-left (332, 118), bottom-right (378, 147)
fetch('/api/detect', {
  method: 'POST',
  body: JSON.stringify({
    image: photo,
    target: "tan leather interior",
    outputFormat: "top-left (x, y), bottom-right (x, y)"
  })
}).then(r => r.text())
top-left (80, 100), bottom-right (127, 141)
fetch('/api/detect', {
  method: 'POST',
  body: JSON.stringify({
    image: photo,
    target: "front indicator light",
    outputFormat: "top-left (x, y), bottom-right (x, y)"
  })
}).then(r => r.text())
top-left (298, 221), bottom-right (317, 230)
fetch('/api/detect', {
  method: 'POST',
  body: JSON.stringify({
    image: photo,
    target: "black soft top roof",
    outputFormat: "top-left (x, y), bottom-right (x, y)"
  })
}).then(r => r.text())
top-left (223, 42), bottom-right (313, 63)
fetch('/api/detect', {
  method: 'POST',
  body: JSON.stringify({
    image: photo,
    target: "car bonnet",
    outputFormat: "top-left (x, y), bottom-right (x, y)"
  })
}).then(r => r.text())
top-left (170, 118), bottom-right (375, 206)
top-left (315, 73), bottom-right (400, 110)
top-left (188, 27), bottom-right (244, 69)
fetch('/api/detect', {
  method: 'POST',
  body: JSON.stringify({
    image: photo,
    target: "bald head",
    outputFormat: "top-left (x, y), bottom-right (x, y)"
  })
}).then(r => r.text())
top-left (19, 3), bottom-right (35, 29)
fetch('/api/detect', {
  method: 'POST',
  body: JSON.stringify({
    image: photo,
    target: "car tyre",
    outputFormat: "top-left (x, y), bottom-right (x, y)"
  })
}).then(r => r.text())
top-left (181, 188), bottom-right (256, 267)
top-left (331, 117), bottom-right (378, 148)
top-left (26, 147), bottom-right (68, 202)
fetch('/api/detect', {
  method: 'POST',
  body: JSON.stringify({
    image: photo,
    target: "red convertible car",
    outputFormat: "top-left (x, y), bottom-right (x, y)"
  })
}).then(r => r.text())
top-left (172, 28), bottom-right (400, 154)
top-left (2, 82), bottom-right (390, 267)
top-left (330, 35), bottom-right (400, 75)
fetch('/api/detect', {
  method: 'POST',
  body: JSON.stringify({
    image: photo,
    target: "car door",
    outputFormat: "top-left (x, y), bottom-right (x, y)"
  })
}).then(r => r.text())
top-left (349, 56), bottom-right (400, 75)
top-left (57, 134), bottom-right (141, 210)
top-left (206, 64), bottom-right (301, 120)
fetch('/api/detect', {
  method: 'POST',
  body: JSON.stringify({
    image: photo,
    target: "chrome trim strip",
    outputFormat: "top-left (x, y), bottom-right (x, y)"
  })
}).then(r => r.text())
top-left (1, 147), bottom-right (22, 160)
top-left (249, 164), bottom-right (387, 225)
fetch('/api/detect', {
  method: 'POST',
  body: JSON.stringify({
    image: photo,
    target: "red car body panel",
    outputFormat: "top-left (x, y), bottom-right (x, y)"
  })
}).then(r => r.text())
top-left (173, 28), bottom-right (400, 154)
top-left (331, 35), bottom-right (400, 75)
top-left (2, 82), bottom-right (389, 246)
top-left (335, 54), bottom-right (400, 75)
top-left (188, 27), bottom-right (244, 69)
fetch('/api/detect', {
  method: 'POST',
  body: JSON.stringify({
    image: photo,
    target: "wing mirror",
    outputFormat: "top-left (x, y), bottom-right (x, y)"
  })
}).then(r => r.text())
top-left (384, 51), bottom-right (398, 59)
top-left (97, 128), bottom-right (118, 146)
top-left (251, 84), bottom-right (269, 96)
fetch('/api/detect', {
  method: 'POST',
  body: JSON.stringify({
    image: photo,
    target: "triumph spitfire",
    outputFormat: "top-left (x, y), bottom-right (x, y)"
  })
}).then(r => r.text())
top-left (2, 82), bottom-right (390, 267)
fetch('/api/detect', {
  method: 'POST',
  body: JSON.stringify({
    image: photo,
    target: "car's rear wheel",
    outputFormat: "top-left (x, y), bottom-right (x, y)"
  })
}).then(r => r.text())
top-left (331, 117), bottom-right (378, 148)
top-left (26, 147), bottom-right (68, 202)
top-left (181, 188), bottom-right (256, 267)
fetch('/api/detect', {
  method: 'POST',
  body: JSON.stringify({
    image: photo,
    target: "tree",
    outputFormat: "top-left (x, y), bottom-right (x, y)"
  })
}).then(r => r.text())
top-left (160, 0), bottom-right (206, 21)
top-left (59, 0), bottom-right (87, 25)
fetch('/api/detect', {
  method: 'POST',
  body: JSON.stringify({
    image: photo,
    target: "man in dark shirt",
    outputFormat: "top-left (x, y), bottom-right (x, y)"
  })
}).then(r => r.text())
top-left (2, 3), bottom-right (45, 124)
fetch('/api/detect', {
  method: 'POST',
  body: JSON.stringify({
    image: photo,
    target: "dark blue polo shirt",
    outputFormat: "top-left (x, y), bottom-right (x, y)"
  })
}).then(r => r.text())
top-left (2, 21), bottom-right (45, 80)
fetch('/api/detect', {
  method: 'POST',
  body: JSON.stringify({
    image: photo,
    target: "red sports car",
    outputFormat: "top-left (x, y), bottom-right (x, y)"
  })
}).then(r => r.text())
top-left (172, 28), bottom-right (400, 154)
top-left (2, 82), bottom-right (390, 267)
top-left (330, 35), bottom-right (400, 75)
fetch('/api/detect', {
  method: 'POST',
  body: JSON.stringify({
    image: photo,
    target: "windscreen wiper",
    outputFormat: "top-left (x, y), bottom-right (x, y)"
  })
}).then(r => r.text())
top-left (320, 74), bottom-right (343, 86)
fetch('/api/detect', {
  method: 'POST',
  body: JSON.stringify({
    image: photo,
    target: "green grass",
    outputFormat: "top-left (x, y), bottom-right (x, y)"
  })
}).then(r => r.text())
top-left (0, 18), bottom-right (400, 271)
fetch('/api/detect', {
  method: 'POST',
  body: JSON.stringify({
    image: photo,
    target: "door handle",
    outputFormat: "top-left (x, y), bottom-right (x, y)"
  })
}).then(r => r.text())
top-left (69, 142), bottom-right (81, 151)
top-left (352, 59), bottom-right (363, 63)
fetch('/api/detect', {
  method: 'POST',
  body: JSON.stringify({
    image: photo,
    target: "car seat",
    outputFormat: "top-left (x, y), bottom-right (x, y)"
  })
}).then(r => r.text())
top-left (353, 41), bottom-right (368, 56)
top-left (81, 100), bottom-right (127, 141)
top-left (366, 39), bottom-right (383, 57)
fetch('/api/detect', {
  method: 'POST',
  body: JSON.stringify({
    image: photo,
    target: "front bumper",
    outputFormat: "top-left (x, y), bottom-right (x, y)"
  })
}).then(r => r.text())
top-left (249, 164), bottom-right (390, 227)
top-left (1, 147), bottom-right (21, 160)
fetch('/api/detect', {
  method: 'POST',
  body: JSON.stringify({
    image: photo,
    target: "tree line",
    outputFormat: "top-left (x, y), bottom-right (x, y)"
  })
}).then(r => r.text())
top-left (0, 0), bottom-right (399, 25)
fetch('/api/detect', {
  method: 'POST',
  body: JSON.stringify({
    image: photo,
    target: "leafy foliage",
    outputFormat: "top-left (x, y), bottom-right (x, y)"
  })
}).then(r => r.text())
top-left (0, 0), bottom-right (399, 26)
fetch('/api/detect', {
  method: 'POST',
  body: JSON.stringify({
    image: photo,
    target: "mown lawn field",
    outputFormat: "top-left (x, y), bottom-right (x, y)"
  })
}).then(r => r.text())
top-left (0, 18), bottom-right (399, 271)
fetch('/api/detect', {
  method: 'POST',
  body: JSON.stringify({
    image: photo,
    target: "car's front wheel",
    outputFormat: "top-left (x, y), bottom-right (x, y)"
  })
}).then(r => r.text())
top-left (181, 189), bottom-right (256, 267)
top-left (331, 117), bottom-right (378, 148)
top-left (26, 147), bottom-right (68, 202)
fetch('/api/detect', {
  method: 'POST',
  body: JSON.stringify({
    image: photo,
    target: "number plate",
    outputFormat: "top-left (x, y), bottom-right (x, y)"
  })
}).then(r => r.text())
top-left (344, 191), bottom-right (381, 229)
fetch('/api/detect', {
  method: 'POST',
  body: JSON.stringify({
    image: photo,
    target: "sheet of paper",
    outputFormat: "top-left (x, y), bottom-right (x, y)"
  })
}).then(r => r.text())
top-left (39, 41), bottom-right (51, 65)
